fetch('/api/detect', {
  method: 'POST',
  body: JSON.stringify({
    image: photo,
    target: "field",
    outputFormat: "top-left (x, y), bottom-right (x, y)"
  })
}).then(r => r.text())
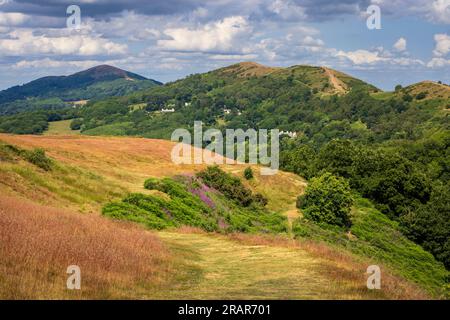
top-left (0, 133), bottom-right (445, 299)
top-left (44, 120), bottom-right (80, 136)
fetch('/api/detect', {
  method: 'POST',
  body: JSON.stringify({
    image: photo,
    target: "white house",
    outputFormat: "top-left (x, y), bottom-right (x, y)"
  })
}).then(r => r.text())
top-left (279, 131), bottom-right (298, 138)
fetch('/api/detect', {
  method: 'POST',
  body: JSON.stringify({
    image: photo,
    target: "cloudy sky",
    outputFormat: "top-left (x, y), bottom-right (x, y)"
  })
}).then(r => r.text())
top-left (0, 0), bottom-right (449, 90)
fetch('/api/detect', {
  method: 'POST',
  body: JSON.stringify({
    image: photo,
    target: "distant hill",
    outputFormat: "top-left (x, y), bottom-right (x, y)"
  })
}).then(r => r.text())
top-left (73, 62), bottom-right (387, 138)
top-left (209, 62), bottom-right (379, 94)
top-left (0, 65), bottom-right (162, 115)
top-left (402, 81), bottom-right (450, 101)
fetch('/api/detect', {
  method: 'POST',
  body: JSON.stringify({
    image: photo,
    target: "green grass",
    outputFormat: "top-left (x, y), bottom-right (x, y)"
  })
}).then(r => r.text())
top-left (293, 197), bottom-right (448, 295)
top-left (370, 91), bottom-right (395, 100)
top-left (44, 120), bottom-right (80, 135)
top-left (153, 231), bottom-right (361, 299)
top-left (103, 176), bottom-right (288, 234)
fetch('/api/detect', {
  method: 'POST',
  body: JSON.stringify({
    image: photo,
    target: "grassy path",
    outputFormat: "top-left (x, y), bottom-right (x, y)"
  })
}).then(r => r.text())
top-left (44, 120), bottom-right (79, 136)
top-left (154, 231), bottom-right (348, 299)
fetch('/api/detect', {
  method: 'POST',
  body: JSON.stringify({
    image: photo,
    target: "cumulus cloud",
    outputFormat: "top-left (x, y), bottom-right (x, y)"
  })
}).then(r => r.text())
top-left (268, 0), bottom-right (307, 21)
top-left (432, 33), bottom-right (450, 57)
top-left (336, 49), bottom-right (385, 64)
top-left (393, 37), bottom-right (407, 52)
top-left (427, 57), bottom-right (450, 68)
top-left (0, 29), bottom-right (127, 56)
top-left (336, 47), bottom-right (424, 67)
top-left (12, 58), bottom-right (101, 69)
top-left (0, 12), bottom-right (29, 26)
top-left (428, 0), bottom-right (450, 24)
top-left (157, 16), bottom-right (251, 53)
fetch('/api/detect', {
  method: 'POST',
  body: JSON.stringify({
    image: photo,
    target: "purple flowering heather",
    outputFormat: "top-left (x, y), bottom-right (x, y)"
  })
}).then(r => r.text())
top-left (190, 187), bottom-right (216, 209)
top-left (188, 181), bottom-right (216, 209)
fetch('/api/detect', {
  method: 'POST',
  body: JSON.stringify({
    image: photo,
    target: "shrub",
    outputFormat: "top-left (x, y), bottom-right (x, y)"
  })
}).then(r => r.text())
top-left (144, 177), bottom-right (163, 190)
top-left (403, 94), bottom-right (413, 102)
top-left (22, 148), bottom-right (52, 171)
top-left (244, 167), bottom-right (254, 180)
top-left (70, 118), bottom-right (83, 130)
top-left (416, 92), bottom-right (427, 100)
top-left (197, 166), bottom-right (254, 206)
top-left (298, 172), bottom-right (353, 228)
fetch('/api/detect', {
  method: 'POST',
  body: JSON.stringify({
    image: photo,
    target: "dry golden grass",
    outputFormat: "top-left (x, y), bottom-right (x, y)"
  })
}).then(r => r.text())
top-left (220, 62), bottom-right (280, 78)
top-left (404, 81), bottom-right (450, 100)
top-left (0, 134), bottom-right (303, 212)
top-left (0, 195), bottom-right (173, 299)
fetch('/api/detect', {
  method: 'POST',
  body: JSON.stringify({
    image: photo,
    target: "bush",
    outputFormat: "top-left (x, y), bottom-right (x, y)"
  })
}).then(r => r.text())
top-left (416, 92), bottom-right (427, 100)
top-left (197, 166), bottom-right (254, 206)
top-left (70, 118), bottom-right (83, 130)
top-left (144, 177), bottom-right (164, 191)
top-left (244, 167), bottom-right (253, 180)
top-left (22, 148), bottom-right (52, 171)
top-left (298, 172), bottom-right (353, 228)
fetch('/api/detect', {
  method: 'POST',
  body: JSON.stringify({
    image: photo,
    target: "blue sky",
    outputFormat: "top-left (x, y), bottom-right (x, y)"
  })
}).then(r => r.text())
top-left (0, 0), bottom-right (449, 91)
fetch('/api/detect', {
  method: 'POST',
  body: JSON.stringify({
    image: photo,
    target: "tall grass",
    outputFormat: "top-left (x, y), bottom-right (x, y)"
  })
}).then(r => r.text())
top-left (0, 195), bottom-right (173, 299)
top-left (292, 197), bottom-right (448, 297)
top-left (227, 232), bottom-right (430, 299)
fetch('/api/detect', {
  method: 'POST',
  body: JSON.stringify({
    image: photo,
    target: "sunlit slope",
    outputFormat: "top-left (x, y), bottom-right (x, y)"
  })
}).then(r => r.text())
top-left (0, 134), bottom-right (303, 212)
top-left (0, 133), bottom-right (444, 299)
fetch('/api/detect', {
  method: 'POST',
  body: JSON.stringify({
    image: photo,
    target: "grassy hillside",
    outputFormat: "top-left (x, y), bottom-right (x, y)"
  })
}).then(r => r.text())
top-left (0, 134), bottom-right (447, 299)
top-left (70, 62), bottom-right (384, 139)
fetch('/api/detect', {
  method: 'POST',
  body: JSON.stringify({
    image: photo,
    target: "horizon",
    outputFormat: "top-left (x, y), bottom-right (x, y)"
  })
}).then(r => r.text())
top-left (0, 61), bottom-right (447, 92)
top-left (0, 1), bottom-right (448, 91)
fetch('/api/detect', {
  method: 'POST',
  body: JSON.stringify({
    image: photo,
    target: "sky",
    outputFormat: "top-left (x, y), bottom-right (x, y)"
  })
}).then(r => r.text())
top-left (0, 0), bottom-right (449, 91)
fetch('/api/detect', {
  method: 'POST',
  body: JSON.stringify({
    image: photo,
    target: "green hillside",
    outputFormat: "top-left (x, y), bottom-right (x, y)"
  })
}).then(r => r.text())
top-left (0, 65), bottom-right (161, 115)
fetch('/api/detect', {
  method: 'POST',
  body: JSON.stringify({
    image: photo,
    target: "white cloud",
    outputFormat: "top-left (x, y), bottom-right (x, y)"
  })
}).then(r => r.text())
top-left (0, 12), bottom-right (29, 26)
top-left (336, 49), bottom-right (385, 65)
top-left (429, 0), bottom-right (450, 24)
top-left (432, 33), bottom-right (450, 56)
top-left (84, 11), bottom-right (163, 41)
top-left (269, 0), bottom-right (307, 21)
top-left (12, 58), bottom-right (101, 69)
top-left (427, 57), bottom-right (450, 68)
top-left (0, 29), bottom-right (127, 56)
top-left (335, 48), bottom-right (424, 67)
top-left (157, 16), bottom-right (251, 53)
top-left (209, 53), bottom-right (258, 60)
top-left (393, 37), bottom-right (407, 52)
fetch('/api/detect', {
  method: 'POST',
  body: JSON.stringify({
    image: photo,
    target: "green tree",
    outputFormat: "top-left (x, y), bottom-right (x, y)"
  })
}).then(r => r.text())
top-left (400, 182), bottom-right (450, 268)
top-left (315, 139), bottom-right (357, 178)
top-left (297, 172), bottom-right (353, 228)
